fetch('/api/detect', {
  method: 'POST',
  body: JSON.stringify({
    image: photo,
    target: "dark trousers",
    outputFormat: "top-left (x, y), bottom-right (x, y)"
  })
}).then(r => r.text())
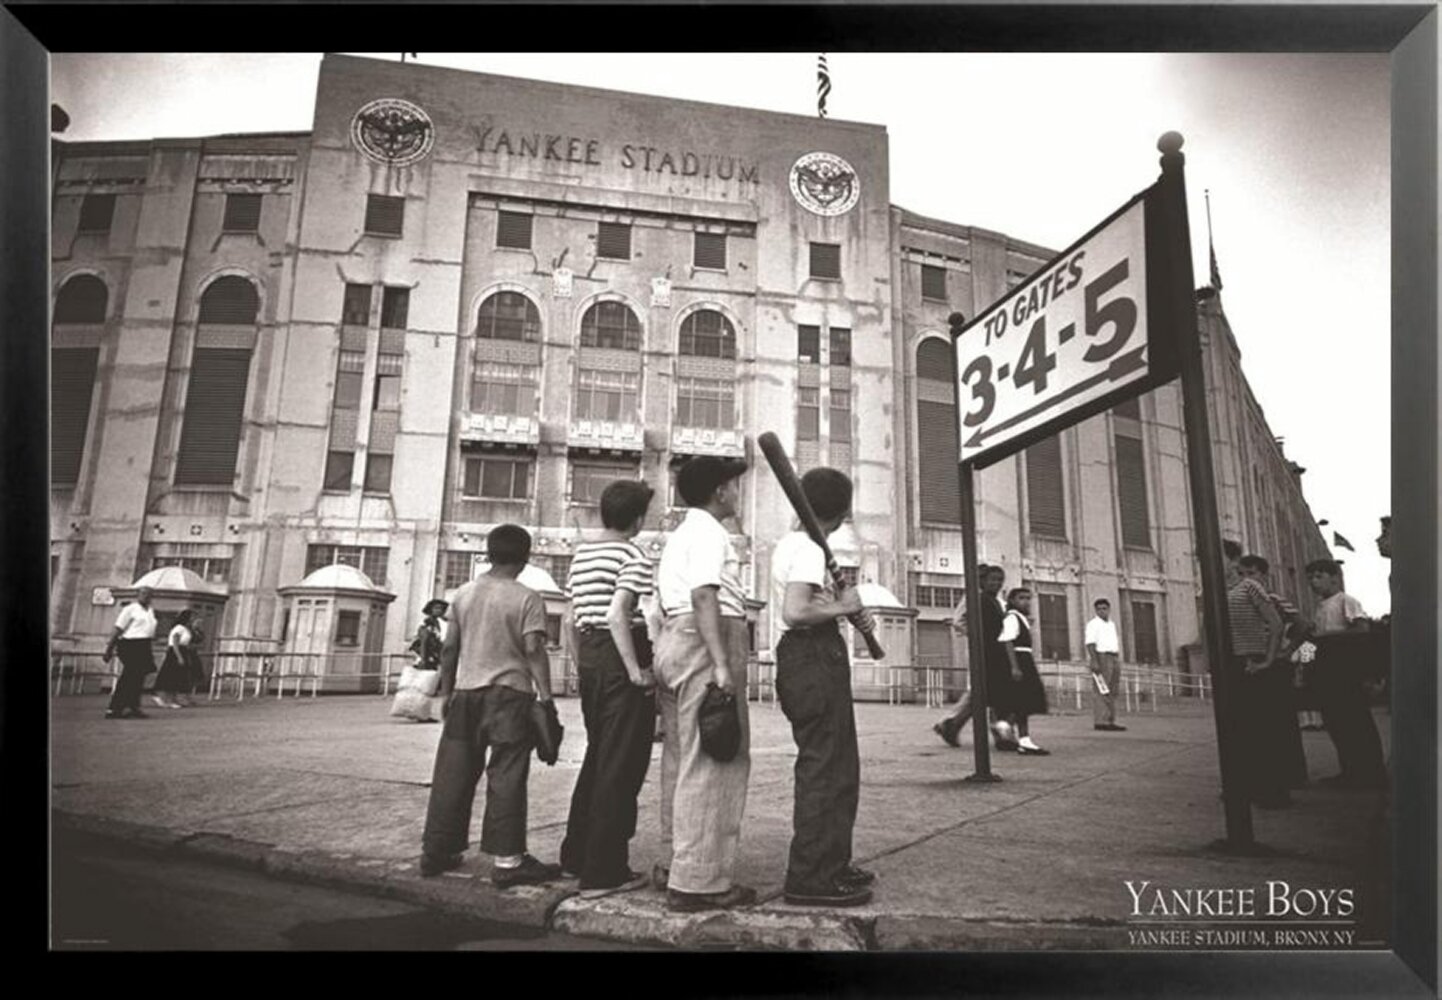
top-left (776, 624), bottom-right (859, 893)
top-left (1314, 640), bottom-right (1387, 786)
top-left (108, 639), bottom-right (155, 713)
top-left (1240, 660), bottom-right (1297, 800)
top-left (560, 628), bottom-right (656, 888)
top-left (422, 686), bottom-right (534, 860)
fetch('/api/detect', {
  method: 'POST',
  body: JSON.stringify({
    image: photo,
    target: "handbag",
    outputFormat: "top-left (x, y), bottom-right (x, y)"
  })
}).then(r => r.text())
top-left (399, 663), bottom-right (441, 697)
top-left (530, 699), bottom-right (564, 766)
top-left (390, 687), bottom-right (438, 721)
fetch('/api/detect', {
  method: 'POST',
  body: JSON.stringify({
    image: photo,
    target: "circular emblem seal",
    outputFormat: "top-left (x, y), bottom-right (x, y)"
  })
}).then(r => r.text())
top-left (350, 98), bottom-right (435, 167)
top-left (789, 151), bottom-right (860, 217)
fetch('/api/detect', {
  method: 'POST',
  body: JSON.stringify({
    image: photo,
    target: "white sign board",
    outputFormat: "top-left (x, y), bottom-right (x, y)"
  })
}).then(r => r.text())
top-left (956, 197), bottom-right (1152, 464)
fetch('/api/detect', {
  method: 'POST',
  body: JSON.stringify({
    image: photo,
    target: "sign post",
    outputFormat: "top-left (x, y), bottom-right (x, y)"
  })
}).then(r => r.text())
top-left (947, 133), bottom-right (1252, 846)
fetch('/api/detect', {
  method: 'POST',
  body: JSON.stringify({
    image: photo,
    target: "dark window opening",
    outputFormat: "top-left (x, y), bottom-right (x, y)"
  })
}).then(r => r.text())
top-left (364, 194), bottom-right (405, 237)
top-left (54, 274), bottom-right (108, 324)
top-left (222, 193), bottom-right (263, 232)
top-left (463, 455), bottom-right (532, 500)
top-left (363, 453), bottom-right (393, 494)
top-left (679, 309), bottom-right (736, 359)
top-left (579, 300), bottom-right (642, 351)
top-left (1037, 593), bottom-right (1071, 660)
top-left (921, 264), bottom-right (947, 301)
top-left (77, 194), bottom-right (116, 234)
top-left (380, 286), bottom-right (409, 329)
top-left (477, 292), bottom-right (540, 341)
top-left (496, 210), bottom-right (533, 250)
top-left (810, 242), bottom-right (841, 280)
top-left (198, 276), bottom-right (260, 325)
top-left (797, 387), bottom-right (820, 441)
top-left (829, 327), bottom-right (852, 367)
top-left (174, 348), bottom-right (251, 486)
top-left (335, 610), bottom-right (362, 647)
top-left (596, 221), bottom-right (632, 260)
top-left (694, 232), bottom-right (727, 270)
top-left (342, 283), bottom-right (373, 326)
top-left (51, 348), bottom-right (99, 484)
top-left (323, 451), bottom-right (354, 491)
top-left (798, 325), bottom-right (820, 363)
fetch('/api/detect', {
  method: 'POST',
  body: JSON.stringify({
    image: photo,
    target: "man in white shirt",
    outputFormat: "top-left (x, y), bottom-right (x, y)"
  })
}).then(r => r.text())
top-left (102, 586), bottom-right (158, 719)
top-left (1084, 598), bottom-right (1125, 732)
top-left (653, 456), bottom-right (755, 912)
top-left (1305, 558), bottom-right (1386, 789)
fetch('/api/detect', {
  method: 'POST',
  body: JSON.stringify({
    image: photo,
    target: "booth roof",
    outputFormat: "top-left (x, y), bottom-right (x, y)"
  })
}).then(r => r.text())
top-left (132, 565), bottom-right (226, 595)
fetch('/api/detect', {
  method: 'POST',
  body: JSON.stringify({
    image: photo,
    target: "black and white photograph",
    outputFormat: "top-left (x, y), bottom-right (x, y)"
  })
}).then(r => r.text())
top-left (11, 3), bottom-right (1436, 990)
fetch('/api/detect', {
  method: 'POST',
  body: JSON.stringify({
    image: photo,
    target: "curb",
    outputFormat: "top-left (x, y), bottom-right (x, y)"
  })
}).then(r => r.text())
top-left (54, 808), bottom-right (1125, 951)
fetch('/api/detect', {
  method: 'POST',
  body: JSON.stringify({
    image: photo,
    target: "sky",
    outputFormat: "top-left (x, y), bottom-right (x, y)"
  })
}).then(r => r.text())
top-left (48, 51), bottom-right (1393, 613)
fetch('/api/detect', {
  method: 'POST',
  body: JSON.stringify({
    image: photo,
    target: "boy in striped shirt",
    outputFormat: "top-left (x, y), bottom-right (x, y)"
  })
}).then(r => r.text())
top-left (558, 480), bottom-right (659, 897)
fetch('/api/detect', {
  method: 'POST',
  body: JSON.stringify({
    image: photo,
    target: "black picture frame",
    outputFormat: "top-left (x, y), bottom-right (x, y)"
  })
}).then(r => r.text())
top-left (8, 3), bottom-right (1434, 993)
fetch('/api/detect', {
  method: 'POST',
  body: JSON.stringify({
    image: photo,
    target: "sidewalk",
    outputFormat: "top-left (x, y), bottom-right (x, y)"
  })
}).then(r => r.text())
top-left (50, 692), bottom-right (1391, 951)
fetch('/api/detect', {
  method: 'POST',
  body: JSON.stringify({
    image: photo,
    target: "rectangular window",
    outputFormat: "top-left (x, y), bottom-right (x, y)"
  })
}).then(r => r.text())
top-left (1026, 434), bottom-right (1067, 539)
top-left (1113, 396), bottom-right (1141, 420)
top-left (463, 455), bottom-right (532, 500)
top-left (174, 348), bottom-right (251, 486)
top-left (797, 387), bottom-right (820, 441)
top-left (675, 377), bottom-right (735, 429)
top-left (363, 452), bottom-right (393, 494)
top-left (1037, 593), bottom-right (1071, 660)
top-left (917, 399), bottom-right (961, 524)
top-left (471, 361), bottom-right (538, 415)
top-left (364, 194), bottom-right (405, 237)
top-left (797, 325), bottom-right (820, 364)
top-left (1115, 435), bottom-right (1152, 548)
top-left (442, 550), bottom-right (476, 590)
top-left (51, 347), bottom-right (99, 485)
top-left (921, 263), bottom-right (947, 301)
top-left (151, 555), bottom-right (232, 587)
top-left (596, 221), bottom-right (632, 260)
top-left (570, 459), bottom-right (639, 505)
top-left (334, 349), bottom-right (366, 409)
top-left (496, 210), bottom-right (533, 249)
top-left (342, 283), bottom-right (372, 326)
top-left (380, 287), bottom-right (409, 329)
top-left (335, 610), bottom-right (362, 647)
top-left (222, 193), bottom-right (263, 232)
top-left (77, 194), bottom-right (116, 234)
top-left (809, 242), bottom-right (841, 280)
top-left (574, 369), bottom-right (639, 422)
top-left (1131, 599), bottom-right (1160, 664)
top-left (829, 389), bottom-right (852, 443)
top-left (323, 450), bottom-right (354, 491)
top-left (829, 327), bottom-right (852, 367)
top-left (694, 231), bottom-right (727, 270)
top-left (306, 544), bottom-right (389, 585)
top-left (373, 353), bottom-right (402, 410)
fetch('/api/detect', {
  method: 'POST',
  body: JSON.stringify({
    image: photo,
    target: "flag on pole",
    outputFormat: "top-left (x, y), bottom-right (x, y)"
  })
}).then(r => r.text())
top-left (817, 53), bottom-right (831, 118)
top-left (1333, 531), bottom-right (1355, 551)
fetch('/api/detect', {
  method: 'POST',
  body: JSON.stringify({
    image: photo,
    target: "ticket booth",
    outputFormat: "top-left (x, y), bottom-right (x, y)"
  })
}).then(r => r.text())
top-left (277, 564), bottom-right (395, 693)
top-left (468, 561), bottom-right (573, 693)
top-left (844, 583), bottom-right (918, 702)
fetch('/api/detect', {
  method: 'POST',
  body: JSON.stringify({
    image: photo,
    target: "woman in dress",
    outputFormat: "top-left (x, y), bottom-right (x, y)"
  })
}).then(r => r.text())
top-left (997, 587), bottom-right (1050, 755)
top-left (390, 599), bottom-right (448, 722)
top-left (151, 608), bottom-right (197, 709)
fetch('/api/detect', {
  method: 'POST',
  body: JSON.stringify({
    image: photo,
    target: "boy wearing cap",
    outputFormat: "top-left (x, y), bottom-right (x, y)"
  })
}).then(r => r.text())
top-left (653, 456), bottom-right (756, 912)
top-left (772, 467), bottom-right (875, 907)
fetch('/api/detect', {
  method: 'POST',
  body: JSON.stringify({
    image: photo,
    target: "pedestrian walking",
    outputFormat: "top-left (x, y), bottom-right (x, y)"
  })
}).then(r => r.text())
top-left (932, 565), bottom-right (1012, 749)
top-left (1305, 559), bottom-right (1387, 790)
top-left (1084, 598), bottom-right (1125, 732)
top-left (151, 608), bottom-right (199, 709)
top-left (997, 588), bottom-right (1050, 755)
top-left (558, 480), bottom-right (659, 899)
top-left (653, 456), bottom-right (756, 912)
top-left (1223, 544), bottom-right (1289, 807)
top-left (418, 525), bottom-right (563, 887)
top-left (102, 586), bottom-right (158, 719)
top-left (390, 598), bottom-right (449, 722)
top-left (772, 467), bottom-right (875, 908)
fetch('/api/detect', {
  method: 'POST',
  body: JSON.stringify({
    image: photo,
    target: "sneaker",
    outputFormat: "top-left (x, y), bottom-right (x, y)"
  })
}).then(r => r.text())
top-left (491, 854), bottom-right (563, 889)
top-left (579, 871), bottom-right (649, 899)
top-left (933, 720), bottom-right (960, 748)
top-left (1095, 723), bottom-right (1127, 731)
top-left (150, 695), bottom-right (170, 708)
top-left (667, 884), bottom-right (757, 913)
top-left (651, 863), bottom-right (670, 891)
top-left (419, 853), bottom-right (465, 877)
top-left (1016, 742), bottom-right (1050, 756)
top-left (784, 881), bottom-right (873, 907)
top-left (840, 865), bottom-right (876, 887)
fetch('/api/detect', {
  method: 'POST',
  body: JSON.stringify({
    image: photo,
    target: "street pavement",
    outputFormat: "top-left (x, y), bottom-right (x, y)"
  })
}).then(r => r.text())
top-left (50, 689), bottom-right (1392, 952)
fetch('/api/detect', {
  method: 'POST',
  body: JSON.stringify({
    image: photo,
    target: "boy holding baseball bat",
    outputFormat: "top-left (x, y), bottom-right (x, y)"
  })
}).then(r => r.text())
top-left (771, 467), bottom-right (877, 907)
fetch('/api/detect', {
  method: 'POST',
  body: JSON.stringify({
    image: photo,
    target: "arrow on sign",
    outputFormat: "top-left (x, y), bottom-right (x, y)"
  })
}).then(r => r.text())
top-left (965, 345), bottom-right (1148, 450)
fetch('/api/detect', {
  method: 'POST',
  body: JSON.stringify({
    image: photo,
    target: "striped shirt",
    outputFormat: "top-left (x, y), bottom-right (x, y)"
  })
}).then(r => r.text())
top-left (566, 539), bottom-right (654, 630)
top-left (1227, 576), bottom-right (1275, 656)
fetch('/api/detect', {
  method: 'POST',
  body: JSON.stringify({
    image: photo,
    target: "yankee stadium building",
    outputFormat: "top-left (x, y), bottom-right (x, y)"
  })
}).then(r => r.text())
top-left (49, 54), bottom-right (1329, 692)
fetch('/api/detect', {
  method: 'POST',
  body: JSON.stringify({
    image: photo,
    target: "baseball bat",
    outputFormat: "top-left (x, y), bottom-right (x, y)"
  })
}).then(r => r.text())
top-left (757, 432), bottom-right (886, 660)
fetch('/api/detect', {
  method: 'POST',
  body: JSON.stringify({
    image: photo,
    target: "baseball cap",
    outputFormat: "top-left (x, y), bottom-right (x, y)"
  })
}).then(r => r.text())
top-left (676, 455), bottom-right (748, 507)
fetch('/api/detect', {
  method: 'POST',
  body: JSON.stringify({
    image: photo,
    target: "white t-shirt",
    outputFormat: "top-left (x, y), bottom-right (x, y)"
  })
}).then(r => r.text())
top-left (168, 624), bottom-right (193, 648)
top-left (770, 531), bottom-right (831, 632)
top-left (998, 609), bottom-right (1030, 644)
top-left (656, 508), bottom-right (747, 618)
top-left (1312, 591), bottom-right (1367, 634)
top-left (115, 602), bottom-right (158, 639)
top-left (1084, 616), bottom-right (1120, 654)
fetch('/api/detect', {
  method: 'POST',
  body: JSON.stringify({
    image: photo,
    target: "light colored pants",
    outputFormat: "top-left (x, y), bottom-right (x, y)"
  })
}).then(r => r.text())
top-left (655, 613), bottom-right (751, 894)
top-left (1091, 652), bottom-right (1120, 725)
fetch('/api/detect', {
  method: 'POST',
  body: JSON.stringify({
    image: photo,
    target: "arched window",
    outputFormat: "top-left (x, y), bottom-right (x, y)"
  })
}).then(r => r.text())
top-left (53, 274), bottom-right (108, 324)
top-left (915, 338), bottom-right (960, 524)
top-left (679, 309), bottom-right (736, 359)
top-left (198, 276), bottom-right (260, 325)
top-left (580, 300), bottom-right (642, 351)
top-left (477, 292), bottom-right (540, 341)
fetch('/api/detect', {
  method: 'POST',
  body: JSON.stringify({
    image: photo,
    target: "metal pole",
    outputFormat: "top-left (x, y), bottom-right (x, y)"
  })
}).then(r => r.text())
top-left (1157, 132), bottom-right (1254, 847)
top-left (958, 461), bottom-right (1000, 782)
